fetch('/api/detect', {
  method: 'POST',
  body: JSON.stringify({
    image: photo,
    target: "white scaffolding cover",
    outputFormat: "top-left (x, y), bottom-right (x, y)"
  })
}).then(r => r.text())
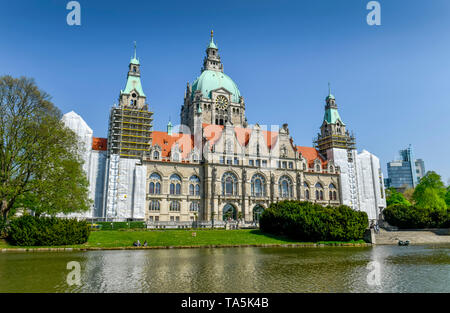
top-left (105, 156), bottom-right (146, 219)
top-left (61, 111), bottom-right (107, 218)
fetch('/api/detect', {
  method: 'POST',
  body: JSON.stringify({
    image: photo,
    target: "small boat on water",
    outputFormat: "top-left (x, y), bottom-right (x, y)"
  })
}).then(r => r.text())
top-left (398, 240), bottom-right (410, 246)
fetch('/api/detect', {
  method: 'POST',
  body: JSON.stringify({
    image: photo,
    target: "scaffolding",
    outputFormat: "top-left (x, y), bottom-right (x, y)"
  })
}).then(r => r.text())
top-left (314, 132), bottom-right (356, 158)
top-left (108, 106), bottom-right (153, 159)
top-left (105, 103), bottom-right (153, 218)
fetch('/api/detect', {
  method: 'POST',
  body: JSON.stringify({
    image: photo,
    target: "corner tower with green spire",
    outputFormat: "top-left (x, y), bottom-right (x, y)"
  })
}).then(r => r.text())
top-left (181, 31), bottom-right (247, 131)
top-left (314, 84), bottom-right (355, 159)
top-left (107, 42), bottom-right (153, 159)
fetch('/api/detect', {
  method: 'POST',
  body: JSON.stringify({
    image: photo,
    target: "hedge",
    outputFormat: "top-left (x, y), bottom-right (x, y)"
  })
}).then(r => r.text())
top-left (383, 204), bottom-right (450, 229)
top-left (7, 215), bottom-right (90, 246)
top-left (259, 201), bottom-right (368, 242)
top-left (96, 221), bottom-right (146, 230)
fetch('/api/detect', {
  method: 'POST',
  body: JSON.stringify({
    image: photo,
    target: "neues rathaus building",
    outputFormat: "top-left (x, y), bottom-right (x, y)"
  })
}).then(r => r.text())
top-left (62, 32), bottom-right (386, 226)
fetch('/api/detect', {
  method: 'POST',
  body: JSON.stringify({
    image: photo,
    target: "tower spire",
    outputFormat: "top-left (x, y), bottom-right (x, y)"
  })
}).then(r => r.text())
top-left (203, 30), bottom-right (222, 72)
top-left (134, 41), bottom-right (137, 59)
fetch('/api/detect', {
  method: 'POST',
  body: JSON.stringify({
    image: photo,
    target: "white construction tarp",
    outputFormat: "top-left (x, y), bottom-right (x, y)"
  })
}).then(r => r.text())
top-left (105, 155), bottom-right (146, 219)
top-left (61, 111), bottom-right (93, 174)
top-left (61, 111), bottom-right (108, 219)
top-left (88, 150), bottom-right (107, 217)
top-left (355, 150), bottom-right (386, 221)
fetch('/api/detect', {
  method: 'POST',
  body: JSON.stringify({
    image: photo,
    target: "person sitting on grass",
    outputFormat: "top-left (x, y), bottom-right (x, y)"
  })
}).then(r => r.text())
top-left (144, 241), bottom-right (148, 247)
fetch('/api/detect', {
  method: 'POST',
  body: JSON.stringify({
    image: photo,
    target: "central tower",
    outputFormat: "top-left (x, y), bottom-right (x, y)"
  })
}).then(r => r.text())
top-left (181, 31), bottom-right (247, 131)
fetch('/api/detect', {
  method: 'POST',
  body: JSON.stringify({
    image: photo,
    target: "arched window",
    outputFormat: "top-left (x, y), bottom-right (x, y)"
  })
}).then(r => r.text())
top-left (149, 182), bottom-right (154, 194)
top-left (170, 174), bottom-right (182, 195)
top-left (329, 184), bottom-right (337, 201)
top-left (251, 174), bottom-right (266, 197)
top-left (222, 172), bottom-right (238, 196)
top-left (304, 182), bottom-right (310, 200)
top-left (279, 176), bottom-right (293, 198)
top-left (316, 164), bottom-right (321, 172)
top-left (189, 176), bottom-right (200, 196)
top-left (149, 173), bottom-right (162, 194)
top-left (149, 200), bottom-right (160, 211)
top-left (190, 202), bottom-right (200, 212)
top-left (170, 200), bottom-right (180, 211)
top-left (195, 184), bottom-right (200, 196)
top-left (315, 182), bottom-right (324, 200)
top-left (153, 151), bottom-right (160, 160)
top-left (150, 173), bottom-right (162, 180)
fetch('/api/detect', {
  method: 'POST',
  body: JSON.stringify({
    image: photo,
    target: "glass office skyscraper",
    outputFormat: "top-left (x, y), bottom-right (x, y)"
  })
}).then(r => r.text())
top-left (385, 145), bottom-right (425, 190)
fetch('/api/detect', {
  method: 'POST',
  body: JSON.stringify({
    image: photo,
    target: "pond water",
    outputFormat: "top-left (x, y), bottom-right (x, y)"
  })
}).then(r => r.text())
top-left (0, 244), bottom-right (449, 292)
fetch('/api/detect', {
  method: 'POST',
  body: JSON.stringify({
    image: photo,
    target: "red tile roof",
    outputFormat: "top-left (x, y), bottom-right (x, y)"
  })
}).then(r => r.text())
top-left (150, 126), bottom-right (326, 168)
top-left (202, 123), bottom-right (278, 149)
top-left (152, 131), bottom-right (194, 159)
top-left (296, 146), bottom-right (327, 168)
top-left (92, 137), bottom-right (107, 151)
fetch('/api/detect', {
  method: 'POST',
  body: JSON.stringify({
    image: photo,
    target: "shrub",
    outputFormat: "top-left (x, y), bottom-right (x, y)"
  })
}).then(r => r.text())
top-left (259, 201), bottom-right (368, 242)
top-left (7, 215), bottom-right (90, 246)
top-left (96, 221), bottom-right (146, 230)
top-left (383, 204), bottom-right (449, 229)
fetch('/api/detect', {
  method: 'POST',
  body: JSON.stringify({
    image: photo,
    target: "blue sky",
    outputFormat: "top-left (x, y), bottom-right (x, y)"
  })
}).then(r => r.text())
top-left (1, 0), bottom-right (449, 183)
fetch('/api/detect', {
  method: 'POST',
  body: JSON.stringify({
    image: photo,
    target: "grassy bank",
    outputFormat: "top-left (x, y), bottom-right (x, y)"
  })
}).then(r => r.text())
top-left (0, 229), bottom-right (367, 250)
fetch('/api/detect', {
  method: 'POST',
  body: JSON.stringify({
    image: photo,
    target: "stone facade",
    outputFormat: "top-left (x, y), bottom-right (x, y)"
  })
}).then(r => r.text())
top-left (144, 123), bottom-right (341, 223)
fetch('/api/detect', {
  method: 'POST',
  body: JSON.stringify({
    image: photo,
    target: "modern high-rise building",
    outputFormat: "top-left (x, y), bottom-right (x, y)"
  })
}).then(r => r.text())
top-left (385, 145), bottom-right (425, 191)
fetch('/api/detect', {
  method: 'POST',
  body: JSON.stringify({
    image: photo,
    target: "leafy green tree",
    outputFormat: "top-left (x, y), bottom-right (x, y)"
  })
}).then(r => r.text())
top-left (386, 187), bottom-right (411, 207)
top-left (445, 186), bottom-right (450, 207)
top-left (0, 76), bottom-right (91, 220)
top-left (402, 188), bottom-right (415, 204)
top-left (413, 171), bottom-right (446, 210)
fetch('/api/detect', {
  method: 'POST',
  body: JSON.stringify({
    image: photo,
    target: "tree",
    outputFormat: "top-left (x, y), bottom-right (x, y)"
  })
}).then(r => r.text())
top-left (402, 188), bottom-right (415, 204)
top-left (386, 188), bottom-right (411, 207)
top-left (0, 76), bottom-right (91, 220)
top-left (413, 171), bottom-right (446, 210)
top-left (445, 186), bottom-right (450, 207)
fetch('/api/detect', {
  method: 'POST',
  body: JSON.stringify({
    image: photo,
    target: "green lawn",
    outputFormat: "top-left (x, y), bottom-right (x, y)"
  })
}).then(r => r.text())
top-left (0, 229), bottom-right (366, 249)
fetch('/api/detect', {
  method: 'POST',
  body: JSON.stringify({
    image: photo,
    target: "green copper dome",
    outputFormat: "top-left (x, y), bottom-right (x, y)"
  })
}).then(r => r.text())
top-left (191, 70), bottom-right (241, 103)
top-left (324, 108), bottom-right (345, 125)
top-left (130, 57), bottom-right (140, 65)
top-left (122, 75), bottom-right (146, 97)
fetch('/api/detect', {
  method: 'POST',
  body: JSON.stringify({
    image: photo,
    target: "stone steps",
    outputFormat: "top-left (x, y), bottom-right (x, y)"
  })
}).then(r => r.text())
top-left (374, 229), bottom-right (450, 245)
